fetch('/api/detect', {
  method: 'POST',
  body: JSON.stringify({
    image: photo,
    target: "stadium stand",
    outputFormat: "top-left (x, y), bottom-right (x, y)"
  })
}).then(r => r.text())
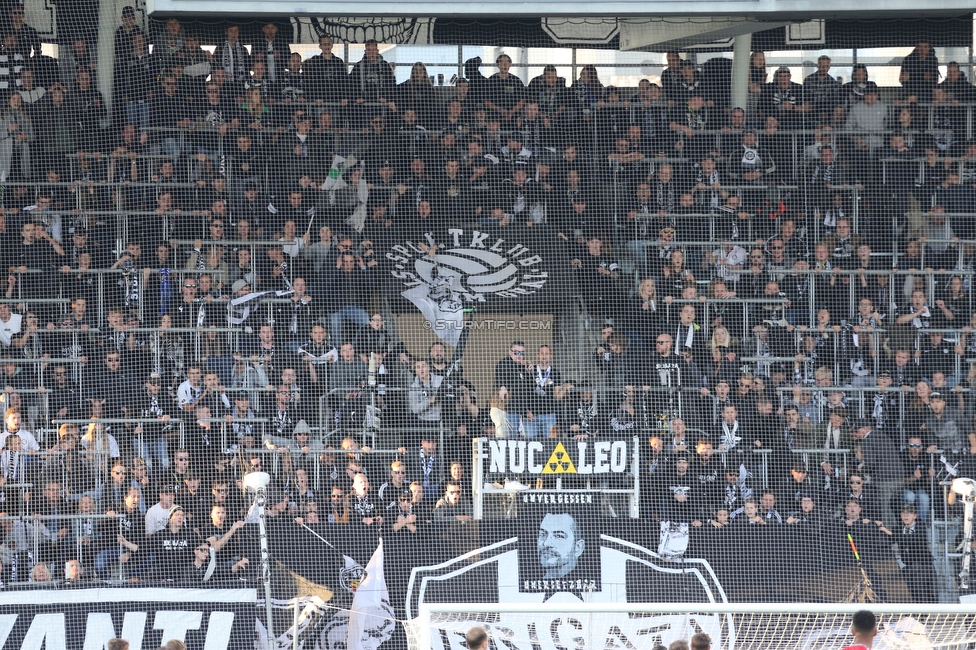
top-left (2, 5), bottom-right (976, 648)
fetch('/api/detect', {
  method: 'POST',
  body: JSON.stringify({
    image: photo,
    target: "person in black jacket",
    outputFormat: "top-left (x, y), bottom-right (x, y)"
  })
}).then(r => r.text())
top-left (273, 276), bottom-right (318, 350)
top-left (882, 504), bottom-right (937, 602)
top-left (900, 41), bottom-right (940, 104)
top-left (325, 252), bottom-right (375, 346)
top-left (149, 504), bottom-right (197, 581)
top-left (937, 62), bottom-right (975, 103)
top-left (305, 35), bottom-right (348, 105)
top-left (6, 6), bottom-right (41, 60)
top-left (760, 67), bottom-right (810, 129)
top-left (852, 420), bottom-right (905, 530)
top-left (349, 40), bottom-right (396, 121)
top-left (494, 340), bottom-right (531, 438)
top-left (644, 333), bottom-right (704, 419)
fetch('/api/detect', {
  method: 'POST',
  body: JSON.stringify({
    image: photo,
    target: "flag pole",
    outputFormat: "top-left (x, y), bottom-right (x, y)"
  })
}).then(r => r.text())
top-left (244, 472), bottom-right (275, 641)
top-left (438, 307), bottom-right (474, 397)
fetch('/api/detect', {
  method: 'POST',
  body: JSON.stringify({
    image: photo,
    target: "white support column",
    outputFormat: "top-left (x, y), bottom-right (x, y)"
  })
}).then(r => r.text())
top-left (472, 437), bottom-right (484, 520)
top-left (96, 0), bottom-right (119, 119)
top-left (731, 32), bottom-right (752, 111)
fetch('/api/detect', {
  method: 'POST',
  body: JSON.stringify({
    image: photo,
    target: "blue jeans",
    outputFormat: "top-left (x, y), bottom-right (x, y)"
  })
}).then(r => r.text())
top-left (904, 488), bottom-right (931, 523)
top-left (132, 437), bottom-right (170, 472)
top-left (501, 411), bottom-right (524, 438)
top-left (151, 137), bottom-right (181, 160)
top-left (785, 308), bottom-right (811, 327)
top-left (196, 147), bottom-right (221, 159)
top-left (524, 413), bottom-right (557, 439)
top-left (285, 340), bottom-right (303, 354)
top-left (96, 547), bottom-right (151, 578)
top-left (67, 484), bottom-right (102, 504)
top-left (125, 102), bottom-right (149, 130)
top-left (902, 489), bottom-right (932, 523)
top-left (168, 138), bottom-right (182, 158)
top-left (330, 306), bottom-right (369, 346)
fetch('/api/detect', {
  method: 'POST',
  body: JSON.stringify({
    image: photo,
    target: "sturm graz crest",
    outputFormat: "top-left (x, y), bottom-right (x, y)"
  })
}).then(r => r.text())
top-left (340, 556), bottom-right (366, 593)
top-left (387, 228), bottom-right (549, 303)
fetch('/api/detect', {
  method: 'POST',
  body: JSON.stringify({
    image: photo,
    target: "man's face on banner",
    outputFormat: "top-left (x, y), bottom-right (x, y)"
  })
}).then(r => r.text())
top-left (537, 513), bottom-right (584, 579)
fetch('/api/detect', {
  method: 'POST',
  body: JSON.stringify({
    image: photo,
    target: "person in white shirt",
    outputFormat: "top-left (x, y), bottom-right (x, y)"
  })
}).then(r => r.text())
top-left (80, 421), bottom-right (121, 459)
top-left (0, 304), bottom-right (22, 348)
top-left (278, 219), bottom-right (309, 259)
top-left (177, 365), bottom-right (205, 412)
top-left (0, 407), bottom-right (38, 452)
top-left (708, 243), bottom-right (748, 284)
top-left (145, 484), bottom-right (177, 535)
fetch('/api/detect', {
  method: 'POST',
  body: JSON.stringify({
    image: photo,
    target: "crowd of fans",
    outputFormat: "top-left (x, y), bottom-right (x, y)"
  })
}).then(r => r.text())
top-left (0, 7), bottom-right (966, 598)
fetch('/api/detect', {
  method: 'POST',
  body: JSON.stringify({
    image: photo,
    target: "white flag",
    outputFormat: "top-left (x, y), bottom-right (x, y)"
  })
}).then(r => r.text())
top-left (346, 540), bottom-right (395, 650)
top-left (402, 276), bottom-right (465, 347)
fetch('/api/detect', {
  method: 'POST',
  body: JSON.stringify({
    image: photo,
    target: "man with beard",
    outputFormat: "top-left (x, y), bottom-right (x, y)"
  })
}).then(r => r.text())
top-left (664, 454), bottom-right (697, 524)
top-left (921, 392), bottom-right (970, 456)
top-left (643, 333), bottom-right (704, 419)
top-left (537, 512), bottom-right (585, 579)
top-left (526, 345), bottom-right (572, 439)
top-left (670, 304), bottom-right (708, 367)
top-left (692, 440), bottom-right (723, 519)
top-left (494, 341), bottom-right (532, 438)
top-left (426, 342), bottom-right (452, 377)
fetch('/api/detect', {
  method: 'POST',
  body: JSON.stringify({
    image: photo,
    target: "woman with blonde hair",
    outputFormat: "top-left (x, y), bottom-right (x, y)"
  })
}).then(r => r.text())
top-left (629, 277), bottom-right (661, 337)
top-left (711, 325), bottom-right (740, 367)
top-left (706, 326), bottom-right (740, 387)
top-left (81, 421), bottom-right (121, 475)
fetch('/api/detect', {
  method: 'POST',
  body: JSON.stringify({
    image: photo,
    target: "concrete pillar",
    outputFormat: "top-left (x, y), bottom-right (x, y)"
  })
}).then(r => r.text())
top-left (731, 32), bottom-right (752, 111)
top-left (96, 0), bottom-right (120, 120)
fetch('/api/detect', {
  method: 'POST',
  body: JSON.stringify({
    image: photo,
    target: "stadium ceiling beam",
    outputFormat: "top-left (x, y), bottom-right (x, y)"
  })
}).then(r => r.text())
top-left (147, 0), bottom-right (976, 17)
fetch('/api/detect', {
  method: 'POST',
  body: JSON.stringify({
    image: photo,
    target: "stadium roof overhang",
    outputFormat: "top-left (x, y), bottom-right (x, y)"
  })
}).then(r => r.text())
top-left (146, 0), bottom-right (976, 18)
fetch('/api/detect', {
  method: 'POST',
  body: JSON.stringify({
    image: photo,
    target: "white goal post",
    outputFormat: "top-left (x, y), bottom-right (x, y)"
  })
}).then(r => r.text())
top-left (411, 603), bottom-right (976, 650)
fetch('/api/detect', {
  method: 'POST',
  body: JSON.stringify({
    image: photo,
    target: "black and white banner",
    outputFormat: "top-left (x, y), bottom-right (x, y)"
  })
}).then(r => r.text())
top-left (0, 587), bottom-right (255, 650)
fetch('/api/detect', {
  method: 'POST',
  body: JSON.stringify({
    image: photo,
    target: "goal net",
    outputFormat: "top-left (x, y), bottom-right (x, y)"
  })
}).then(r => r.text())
top-left (408, 604), bottom-right (976, 650)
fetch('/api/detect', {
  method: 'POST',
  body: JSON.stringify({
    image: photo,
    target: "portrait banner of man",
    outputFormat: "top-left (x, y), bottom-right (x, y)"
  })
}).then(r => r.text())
top-left (517, 499), bottom-right (600, 595)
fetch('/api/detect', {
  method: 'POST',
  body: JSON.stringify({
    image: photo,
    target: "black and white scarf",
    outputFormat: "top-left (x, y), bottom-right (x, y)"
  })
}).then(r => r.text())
top-left (576, 400), bottom-right (597, 431)
top-left (221, 39), bottom-right (248, 82)
top-left (655, 181), bottom-right (676, 215)
top-left (696, 167), bottom-right (721, 209)
top-left (872, 393), bottom-right (890, 429)
top-left (721, 421), bottom-right (741, 450)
